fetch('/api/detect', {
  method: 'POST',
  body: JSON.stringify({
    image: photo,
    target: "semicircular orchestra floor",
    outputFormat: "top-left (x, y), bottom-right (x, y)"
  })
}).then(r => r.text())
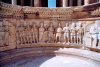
top-left (0, 48), bottom-right (100, 67)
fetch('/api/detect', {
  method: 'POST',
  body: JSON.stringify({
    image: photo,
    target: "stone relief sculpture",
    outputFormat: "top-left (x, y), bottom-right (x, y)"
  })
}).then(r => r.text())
top-left (9, 23), bottom-right (16, 45)
top-left (89, 24), bottom-right (98, 47)
top-left (48, 22), bottom-right (55, 43)
top-left (63, 23), bottom-right (70, 44)
top-left (32, 23), bottom-right (39, 43)
top-left (89, 21), bottom-right (99, 47)
top-left (70, 23), bottom-right (77, 43)
top-left (56, 23), bottom-right (62, 43)
top-left (44, 25), bottom-right (49, 43)
top-left (4, 22), bottom-right (9, 46)
top-left (1, 20), bottom-right (100, 48)
top-left (39, 22), bottom-right (45, 43)
top-left (76, 23), bottom-right (84, 44)
top-left (26, 25), bottom-right (32, 44)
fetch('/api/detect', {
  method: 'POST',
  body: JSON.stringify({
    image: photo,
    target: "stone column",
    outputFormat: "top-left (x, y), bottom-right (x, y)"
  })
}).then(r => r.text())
top-left (62, 0), bottom-right (68, 7)
top-left (78, 0), bottom-right (82, 6)
top-left (30, 0), bottom-right (33, 6)
top-left (12, 0), bottom-right (17, 5)
top-left (21, 0), bottom-right (24, 6)
top-left (34, 0), bottom-right (40, 7)
top-left (69, 0), bottom-right (73, 6)
top-left (84, 0), bottom-right (89, 5)
top-left (84, 0), bottom-right (97, 5)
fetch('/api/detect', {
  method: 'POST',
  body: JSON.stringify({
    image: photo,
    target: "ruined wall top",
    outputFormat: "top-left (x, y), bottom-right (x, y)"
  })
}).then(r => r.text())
top-left (0, 2), bottom-right (100, 20)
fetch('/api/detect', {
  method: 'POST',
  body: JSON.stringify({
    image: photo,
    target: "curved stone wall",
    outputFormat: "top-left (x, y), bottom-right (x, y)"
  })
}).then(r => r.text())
top-left (0, 2), bottom-right (100, 52)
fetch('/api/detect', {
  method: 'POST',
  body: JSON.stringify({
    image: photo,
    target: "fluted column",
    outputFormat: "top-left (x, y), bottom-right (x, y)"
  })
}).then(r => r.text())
top-left (69, 0), bottom-right (73, 6)
top-left (62, 0), bottom-right (68, 7)
top-left (78, 0), bottom-right (82, 6)
top-left (21, 0), bottom-right (24, 6)
top-left (34, 0), bottom-right (40, 7)
top-left (12, 0), bottom-right (17, 5)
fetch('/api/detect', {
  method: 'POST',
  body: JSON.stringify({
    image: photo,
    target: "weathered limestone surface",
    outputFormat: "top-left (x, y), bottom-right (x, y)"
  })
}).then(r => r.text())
top-left (0, 2), bottom-right (100, 52)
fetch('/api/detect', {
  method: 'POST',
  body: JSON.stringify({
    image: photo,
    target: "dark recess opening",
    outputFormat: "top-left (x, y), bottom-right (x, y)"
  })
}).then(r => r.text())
top-left (17, 0), bottom-right (21, 5)
top-left (56, 0), bottom-right (61, 7)
top-left (73, 0), bottom-right (77, 6)
top-left (81, 0), bottom-right (84, 5)
top-left (41, 0), bottom-right (48, 7)
top-left (24, 0), bottom-right (30, 6)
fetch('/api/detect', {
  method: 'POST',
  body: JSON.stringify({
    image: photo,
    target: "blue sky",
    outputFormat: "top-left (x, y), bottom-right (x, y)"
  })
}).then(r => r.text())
top-left (48, 0), bottom-right (56, 8)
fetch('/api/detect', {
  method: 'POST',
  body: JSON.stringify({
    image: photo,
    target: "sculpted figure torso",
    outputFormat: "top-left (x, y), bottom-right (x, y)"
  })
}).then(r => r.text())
top-left (39, 22), bottom-right (45, 43)
top-left (56, 24), bottom-right (62, 43)
top-left (77, 23), bottom-right (84, 44)
top-left (44, 25), bottom-right (49, 43)
top-left (9, 23), bottom-right (16, 45)
top-left (63, 23), bottom-right (69, 43)
top-left (49, 23), bottom-right (55, 43)
top-left (70, 23), bottom-right (76, 43)
top-left (32, 23), bottom-right (38, 43)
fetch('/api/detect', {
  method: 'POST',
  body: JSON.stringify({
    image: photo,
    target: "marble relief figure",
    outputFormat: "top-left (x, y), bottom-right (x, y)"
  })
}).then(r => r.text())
top-left (56, 23), bottom-right (62, 43)
top-left (63, 23), bottom-right (70, 44)
top-left (32, 23), bottom-right (39, 43)
top-left (89, 22), bottom-right (99, 47)
top-left (70, 23), bottom-right (77, 43)
top-left (44, 25), bottom-right (49, 43)
top-left (76, 23), bottom-right (84, 44)
top-left (39, 22), bottom-right (45, 43)
top-left (48, 22), bottom-right (55, 43)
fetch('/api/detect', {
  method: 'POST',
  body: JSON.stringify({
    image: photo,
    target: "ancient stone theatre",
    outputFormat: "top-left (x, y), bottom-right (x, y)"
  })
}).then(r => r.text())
top-left (0, 0), bottom-right (100, 67)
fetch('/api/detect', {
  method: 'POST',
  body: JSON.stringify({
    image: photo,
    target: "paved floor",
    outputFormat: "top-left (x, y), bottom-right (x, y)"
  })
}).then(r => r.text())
top-left (1, 54), bottom-right (100, 67)
top-left (0, 48), bottom-right (100, 67)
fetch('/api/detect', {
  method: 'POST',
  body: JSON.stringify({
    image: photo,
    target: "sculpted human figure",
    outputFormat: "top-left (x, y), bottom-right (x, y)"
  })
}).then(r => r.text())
top-left (76, 23), bottom-right (84, 44)
top-left (70, 23), bottom-right (77, 43)
top-left (89, 23), bottom-right (99, 47)
top-left (63, 23), bottom-right (70, 44)
top-left (48, 22), bottom-right (55, 43)
top-left (39, 22), bottom-right (45, 43)
top-left (9, 23), bottom-right (16, 45)
top-left (27, 25), bottom-right (33, 44)
top-left (44, 25), bottom-right (49, 43)
top-left (56, 23), bottom-right (62, 43)
top-left (4, 24), bottom-right (9, 46)
top-left (32, 23), bottom-right (39, 43)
